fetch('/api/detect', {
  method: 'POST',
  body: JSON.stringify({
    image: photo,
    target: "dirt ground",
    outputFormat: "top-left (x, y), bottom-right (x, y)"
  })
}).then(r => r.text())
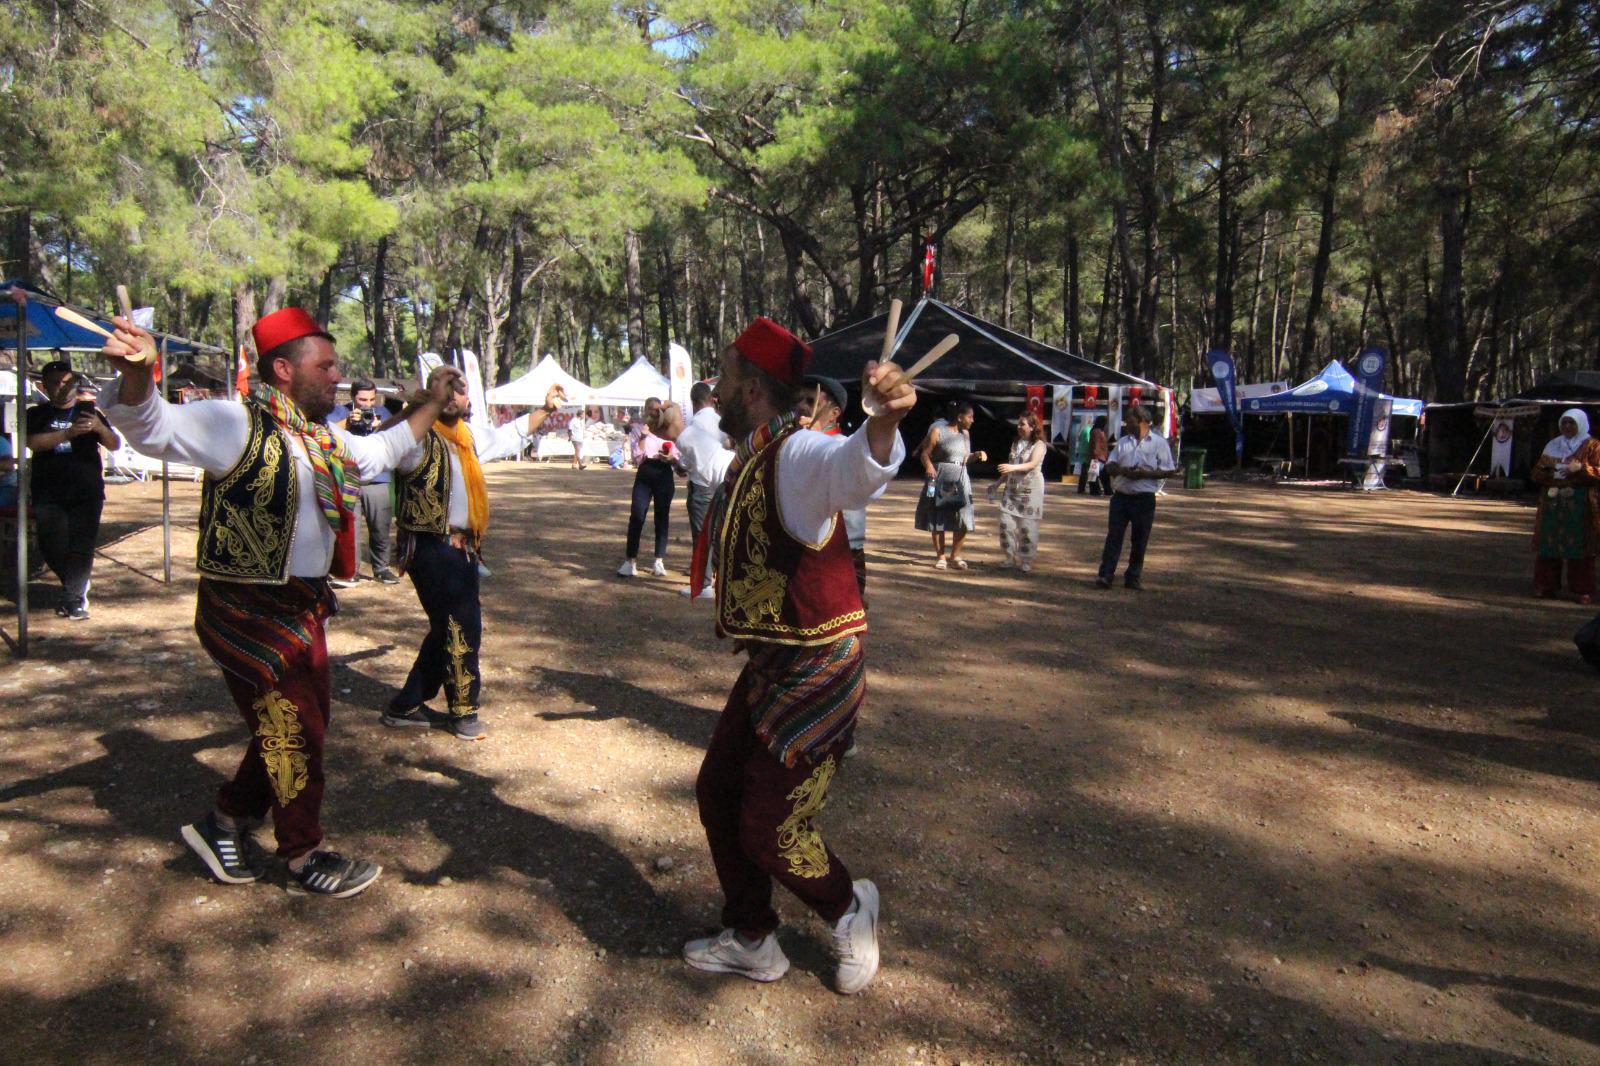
top-left (1, 463), bottom-right (1597, 1065)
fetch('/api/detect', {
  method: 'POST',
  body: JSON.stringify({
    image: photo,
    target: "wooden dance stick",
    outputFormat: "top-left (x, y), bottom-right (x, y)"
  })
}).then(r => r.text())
top-left (115, 284), bottom-right (135, 320)
top-left (55, 303), bottom-right (152, 364)
top-left (860, 332), bottom-right (959, 415)
top-left (880, 298), bottom-right (902, 361)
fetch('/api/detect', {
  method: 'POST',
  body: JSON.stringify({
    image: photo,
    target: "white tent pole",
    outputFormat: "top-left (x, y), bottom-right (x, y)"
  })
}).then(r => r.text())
top-left (11, 289), bottom-right (29, 657)
top-left (1451, 422), bottom-right (1496, 497)
top-left (161, 336), bottom-right (172, 584)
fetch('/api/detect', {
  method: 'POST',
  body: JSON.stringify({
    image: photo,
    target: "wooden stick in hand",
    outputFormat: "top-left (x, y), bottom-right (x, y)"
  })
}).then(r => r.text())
top-left (861, 333), bottom-right (959, 415)
top-left (880, 298), bottom-right (903, 361)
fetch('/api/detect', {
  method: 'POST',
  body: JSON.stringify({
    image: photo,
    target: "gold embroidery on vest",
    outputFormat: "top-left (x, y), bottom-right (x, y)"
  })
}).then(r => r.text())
top-left (400, 434), bottom-right (449, 532)
top-left (776, 755), bottom-right (835, 879)
top-left (444, 617), bottom-right (476, 716)
top-left (726, 479), bottom-right (788, 625)
top-left (254, 691), bottom-right (309, 805)
top-left (199, 407), bottom-right (296, 583)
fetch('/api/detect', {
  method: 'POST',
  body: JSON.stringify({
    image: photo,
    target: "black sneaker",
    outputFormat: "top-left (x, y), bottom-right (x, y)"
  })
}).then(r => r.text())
top-left (381, 703), bottom-right (435, 729)
top-left (437, 713), bottom-right (487, 742)
top-left (1095, 577), bottom-right (1113, 590)
top-left (374, 568), bottom-right (401, 585)
top-left (180, 813), bottom-right (266, 884)
top-left (66, 601), bottom-right (90, 621)
top-left (288, 850), bottom-right (382, 898)
top-left (1124, 578), bottom-right (1143, 591)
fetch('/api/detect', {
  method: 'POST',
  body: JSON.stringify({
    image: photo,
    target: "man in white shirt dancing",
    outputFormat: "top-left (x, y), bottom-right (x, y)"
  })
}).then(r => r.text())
top-left (662, 317), bottom-right (914, 996)
top-left (382, 379), bottom-right (567, 741)
top-left (1095, 405), bottom-right (1179, 591)
top-left (101, 308), bottom-right (458, 897)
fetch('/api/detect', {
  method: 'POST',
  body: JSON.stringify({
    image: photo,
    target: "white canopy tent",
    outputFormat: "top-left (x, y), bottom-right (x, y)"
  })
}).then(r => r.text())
top-left (485, 355), bottom-right (592, 406)
top-left (589, 356), bottom-right (670, 407)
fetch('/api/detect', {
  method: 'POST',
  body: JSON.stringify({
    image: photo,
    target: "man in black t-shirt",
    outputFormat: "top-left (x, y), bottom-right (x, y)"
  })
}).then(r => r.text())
top-left (25, 359), bottom-right (120, 619)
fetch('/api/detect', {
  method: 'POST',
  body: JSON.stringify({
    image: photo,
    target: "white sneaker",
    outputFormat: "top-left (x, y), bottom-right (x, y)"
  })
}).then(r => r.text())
top-left (617, 559), bottom-right (637, 578)
top-left (679, 585), bottom-right (693, 597)
top-left (682, 929), bottom-right (790, 982)
top-left (651, 558), bottom-right (667, 577)
top-left (832, 879), bottom-right (880, 994)
top-left (695, 584), bottom-right (716, 601)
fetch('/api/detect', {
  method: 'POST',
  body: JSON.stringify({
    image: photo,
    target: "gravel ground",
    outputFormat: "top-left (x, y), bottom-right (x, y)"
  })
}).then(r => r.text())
top-left (1, 465), bottom-right (1597, 1065)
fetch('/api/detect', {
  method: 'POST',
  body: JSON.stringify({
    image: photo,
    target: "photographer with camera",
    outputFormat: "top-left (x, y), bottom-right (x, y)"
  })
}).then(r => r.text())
top-left (343, 380), bottom-right (401, 584)
top-left (26, 358), bottom-right (120, 619)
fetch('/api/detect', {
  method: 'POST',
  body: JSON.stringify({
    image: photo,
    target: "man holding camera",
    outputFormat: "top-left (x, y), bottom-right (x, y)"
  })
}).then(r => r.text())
top-left (342, 380), bottom-right (401, 584)
top-left (26, 358), bottom-right (120, 619)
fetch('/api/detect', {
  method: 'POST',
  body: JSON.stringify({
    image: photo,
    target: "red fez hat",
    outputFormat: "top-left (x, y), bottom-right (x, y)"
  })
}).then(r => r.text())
top-left (733, 317), bottom-right (811, 386)
top-left (252, 307), bottom-right (333, 358)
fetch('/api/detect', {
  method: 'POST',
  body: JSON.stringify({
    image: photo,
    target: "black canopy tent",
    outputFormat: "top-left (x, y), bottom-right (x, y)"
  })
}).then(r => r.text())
top-left (807, 297), bottom-right (1162, 477)
top-left (1423, 371), bottom-right (1600, 483)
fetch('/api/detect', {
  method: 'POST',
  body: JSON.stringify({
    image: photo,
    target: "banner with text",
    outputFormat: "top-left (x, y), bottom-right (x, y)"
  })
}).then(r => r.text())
top-left (1345, 347), bottom-right (1388, 457)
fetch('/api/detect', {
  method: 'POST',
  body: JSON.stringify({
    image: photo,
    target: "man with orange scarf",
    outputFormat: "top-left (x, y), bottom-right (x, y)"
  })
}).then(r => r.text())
top-left (385, 378), bottom-right (566, 740)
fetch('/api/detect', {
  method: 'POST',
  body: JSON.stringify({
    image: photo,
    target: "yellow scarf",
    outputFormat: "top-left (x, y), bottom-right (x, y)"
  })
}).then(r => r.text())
top-left (434, 419), bottom-right (489, 546)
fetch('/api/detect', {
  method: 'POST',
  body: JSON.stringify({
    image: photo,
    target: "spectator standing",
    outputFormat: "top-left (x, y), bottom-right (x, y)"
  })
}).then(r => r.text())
top-left (617, 397), bottom-right (676, 577)
top-left (26, 360), bottom-right (119, 619)
top-left (342, 380), bottom-right (400, 583)
top-left (993, 411), bottom-right (1047, 572)
top-left (1077, 415), bottom-right (1110, 495)
top-left (1095, 406), bottom-right (1178, 591)
top-left (913, 399), bottom-right (984, 570)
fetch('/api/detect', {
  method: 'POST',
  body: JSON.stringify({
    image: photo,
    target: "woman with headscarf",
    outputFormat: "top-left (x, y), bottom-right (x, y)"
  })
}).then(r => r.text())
top-left (1531, 408), bottom-right (1600, 603)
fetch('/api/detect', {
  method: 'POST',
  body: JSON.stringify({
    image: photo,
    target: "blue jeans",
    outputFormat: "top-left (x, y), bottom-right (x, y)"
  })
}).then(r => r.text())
top-left (1098, 492), bottom-right (1156, 584)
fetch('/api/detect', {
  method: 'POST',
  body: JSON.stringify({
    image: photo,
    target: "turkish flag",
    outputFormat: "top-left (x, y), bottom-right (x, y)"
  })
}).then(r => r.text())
top-left (922, 242), bottom-right (936, 292)
top-left (235, 346), bottom-right (250, 398)
top-left (1084, 385), bottom-right (1099, 406)
top-left (1026, 384), bottom-right (1046, 429)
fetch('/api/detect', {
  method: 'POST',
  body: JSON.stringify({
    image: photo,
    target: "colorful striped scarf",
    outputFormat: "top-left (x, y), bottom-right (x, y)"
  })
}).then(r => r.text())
top-left (691, 410), bottom-right (796, 596)
top-left (195, 577), bottom-right (334, 692)
top-left (745, 635), bottom-right (865, 766)
top-left (263, 385), bottom-right (359, 530)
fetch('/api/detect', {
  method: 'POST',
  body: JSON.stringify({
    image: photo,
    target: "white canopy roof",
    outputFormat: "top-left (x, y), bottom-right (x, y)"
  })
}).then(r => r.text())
top-left (589, 355), bottom-right (670, 407)
top-left (485, 355), bottom-right (592, 406)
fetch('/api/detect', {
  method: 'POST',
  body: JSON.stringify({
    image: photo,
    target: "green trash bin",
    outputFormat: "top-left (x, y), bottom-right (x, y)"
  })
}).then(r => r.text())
top-left (1181, 448), bottom-right (1206, 489)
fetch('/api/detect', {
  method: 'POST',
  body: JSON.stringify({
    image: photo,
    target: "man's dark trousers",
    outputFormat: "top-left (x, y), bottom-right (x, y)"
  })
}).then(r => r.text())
top-left (1097, 492), bottom-right (1156, 585)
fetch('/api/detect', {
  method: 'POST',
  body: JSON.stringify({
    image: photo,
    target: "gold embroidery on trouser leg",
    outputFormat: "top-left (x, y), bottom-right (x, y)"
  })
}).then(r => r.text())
top-left (444, 617), bottom-right (476, 717)
top-left (776, 755), bottom-right (836, 879)
top-left (253, 691), bottom-right (309, 805)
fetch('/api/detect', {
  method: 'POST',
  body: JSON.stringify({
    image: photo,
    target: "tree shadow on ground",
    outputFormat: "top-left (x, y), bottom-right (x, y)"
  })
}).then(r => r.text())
top-left (534, 666), bottom-right (718, 750)
top-left (1332, 711), bottom-right (1600, 786)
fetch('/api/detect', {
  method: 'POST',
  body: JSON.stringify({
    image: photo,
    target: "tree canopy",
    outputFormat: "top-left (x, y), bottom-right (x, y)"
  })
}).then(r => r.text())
top-left (4, 0), bottom-right (1597, 400)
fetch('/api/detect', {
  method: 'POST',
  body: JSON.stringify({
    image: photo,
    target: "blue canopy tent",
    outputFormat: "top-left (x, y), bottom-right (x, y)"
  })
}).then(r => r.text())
top-left (1234, 360), bottom-right (1422, 483)
top-left (1241, 359), bottom-right (1422, 417)
top-left (1, 280), bottom-right (227, 657)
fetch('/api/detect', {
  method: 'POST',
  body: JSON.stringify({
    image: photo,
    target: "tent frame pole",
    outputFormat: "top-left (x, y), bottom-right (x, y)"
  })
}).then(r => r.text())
top-left (1451, 422), bottom-right (1496, 497)
top-left (9, 289), bottom-right (28, 657)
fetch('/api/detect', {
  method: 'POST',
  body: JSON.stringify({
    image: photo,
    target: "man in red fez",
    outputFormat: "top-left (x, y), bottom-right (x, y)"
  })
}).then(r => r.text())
top-left (99, 308), bottom-right (460, 898)
top-left (658, 316), bottom-right (915, 994)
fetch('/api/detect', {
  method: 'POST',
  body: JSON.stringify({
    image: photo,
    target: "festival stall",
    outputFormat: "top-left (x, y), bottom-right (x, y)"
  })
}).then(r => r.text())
top-left (1423, 371), bottom-right (1600, 486)
top-left (806, 296), bottom-right (1167, 479)
top-left (486, 354), bottom-right (593, 407)
top-left (589, 355), bottom-right (670, 408)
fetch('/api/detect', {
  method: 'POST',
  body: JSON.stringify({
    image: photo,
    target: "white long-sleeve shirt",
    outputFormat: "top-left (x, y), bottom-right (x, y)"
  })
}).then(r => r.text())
top-left (1107, 432), bottom-right (1175, 495)
top-left (396, 418), bottom-right (532, 531)
top-left (105, 388), bottom-right (423, 577)
top-left (773, 422), bottom-right (904, 545)
top-left (677, 406), bottom-right (736, 489)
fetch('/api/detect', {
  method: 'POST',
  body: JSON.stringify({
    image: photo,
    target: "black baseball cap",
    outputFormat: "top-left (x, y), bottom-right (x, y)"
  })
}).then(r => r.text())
top-left (802, 374), bottom-right (847, 413)
top-left (39, 360), bottom-right (75, 381)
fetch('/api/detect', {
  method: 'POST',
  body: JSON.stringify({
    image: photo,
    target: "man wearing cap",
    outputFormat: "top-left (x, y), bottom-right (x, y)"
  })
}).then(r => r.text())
top-left (799, 374), bottom-right (870, 606)
top-left (658, 317), bottom-right (914, 995)
top-left (100, 307), bottom-right (459, 898)
top-left (25, 359), bottom-right (120, 619)
top-left (381, 377), bottom-right (567, 741)
top-left (669, 380), bottom-right (735, 600)
top-left (1095, 405), bottom-right (1179, 591)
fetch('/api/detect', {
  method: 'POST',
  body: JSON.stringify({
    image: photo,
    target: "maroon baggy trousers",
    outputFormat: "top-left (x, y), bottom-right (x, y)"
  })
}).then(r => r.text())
top-left (695, 661), bottom-right (856, 938)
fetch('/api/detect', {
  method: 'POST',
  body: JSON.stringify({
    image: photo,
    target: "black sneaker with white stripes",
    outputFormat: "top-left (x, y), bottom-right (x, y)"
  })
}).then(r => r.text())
top-left (180, 812), bottom-right (266, 884)
top-left (288, 850), bottom-right (382, 898)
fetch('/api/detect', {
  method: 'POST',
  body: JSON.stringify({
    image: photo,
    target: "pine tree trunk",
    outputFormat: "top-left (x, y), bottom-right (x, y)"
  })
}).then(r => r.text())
top-left (371, 236), bottom-right (389, 377)
top-left (1064, 231), bottom-right (1081, 354)
top-left (624, 228), bottom-right (649, 362)
top-left (1297, 156), bottom-right (1340, 372)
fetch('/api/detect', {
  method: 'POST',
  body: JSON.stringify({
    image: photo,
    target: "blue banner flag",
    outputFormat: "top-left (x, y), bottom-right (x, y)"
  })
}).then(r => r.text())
top-left (1345, 347), bottom-right (1388, 457)
top-left (1206, 349), bottom-right (1244, 461)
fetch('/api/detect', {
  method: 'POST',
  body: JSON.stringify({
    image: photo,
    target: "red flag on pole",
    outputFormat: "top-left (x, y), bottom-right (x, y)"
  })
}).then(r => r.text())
top-left (235, 346), bottom-right (249, 398)
top-left (922, 241), bottom-right (936, 292)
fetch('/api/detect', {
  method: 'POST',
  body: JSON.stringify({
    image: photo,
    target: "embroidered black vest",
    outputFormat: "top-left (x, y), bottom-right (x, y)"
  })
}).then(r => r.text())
top-left (396, 430), bottom-right (451, 535)
top-left (196, 401), bottom-right (298, 584)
